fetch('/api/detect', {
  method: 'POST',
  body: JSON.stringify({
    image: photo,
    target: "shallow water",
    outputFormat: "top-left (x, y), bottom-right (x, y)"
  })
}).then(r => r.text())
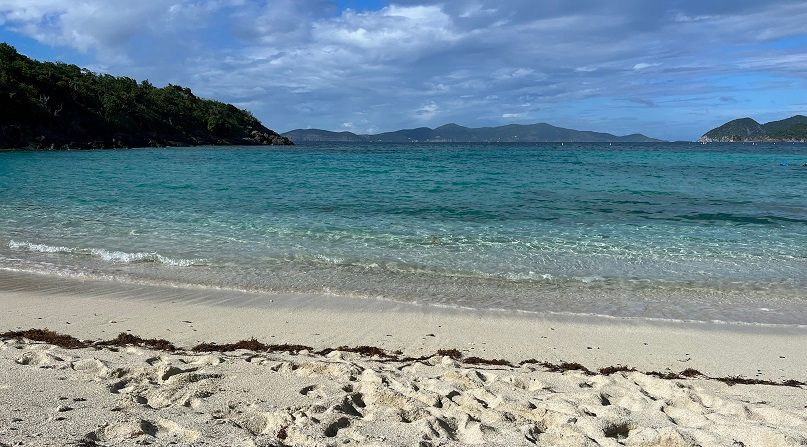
top-left (1, 143), bottom-right (806, 324)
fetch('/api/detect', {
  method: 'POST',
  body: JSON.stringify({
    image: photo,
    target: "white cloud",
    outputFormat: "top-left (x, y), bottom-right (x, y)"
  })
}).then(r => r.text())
top-left (458, 3), bottom-right (497, 18)
top-left (311, 5), bottom-right (459, 58)
top-left (0, 0), bottom-right (217, 63)
top-left (2, 0), bottom-right (807, 140)
top-left (415, 102), bottom-right (440, 120)
top-left (672, 12), bottom-right (717, 23)
top-left (493, 68), bottom-right (535, 80)
top-left (633, 63), bottom-right (662, 71)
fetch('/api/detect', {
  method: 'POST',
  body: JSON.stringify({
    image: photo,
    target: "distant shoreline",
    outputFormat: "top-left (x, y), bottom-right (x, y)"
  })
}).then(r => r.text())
top-left (282, 122), bottom-right (663, 143)
top-left (6, 140), bottom-right (807, 152)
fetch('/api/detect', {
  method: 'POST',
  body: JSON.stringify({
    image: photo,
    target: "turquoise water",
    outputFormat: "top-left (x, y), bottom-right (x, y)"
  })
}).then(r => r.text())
top-left (1, 143), bottom-right (806, 324)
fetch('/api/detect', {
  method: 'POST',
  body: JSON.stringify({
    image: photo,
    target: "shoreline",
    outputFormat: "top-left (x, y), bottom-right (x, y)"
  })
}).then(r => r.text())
top-left (5, 263), bottom-right (807, 331)
top-left (2, 269), bottom-right (806, 381)
top-left (2, 270), bottom-right (807, 445)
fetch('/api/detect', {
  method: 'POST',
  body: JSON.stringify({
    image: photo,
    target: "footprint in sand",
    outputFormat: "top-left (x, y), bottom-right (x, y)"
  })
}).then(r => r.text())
top-left (300, 384), bottom-right (328, 399)
top-left (160, 365), bottom-right (198, 381)
top-left (71, 358), bottom-right (111, 377)
top-left (417, 415), bottom-right (458, 442)
top-left (16, 350), bottom-right (65, 367)
top-left (239, 410), bottom-right (294, 436)
top-left (84, 421), bottom-right (142, 443)
top-left (85, 419), bottom-right (199, 444)
top-left (183, 354), bottom-right (223, 366)
top-left (323, 416), bottom-right (351, 437)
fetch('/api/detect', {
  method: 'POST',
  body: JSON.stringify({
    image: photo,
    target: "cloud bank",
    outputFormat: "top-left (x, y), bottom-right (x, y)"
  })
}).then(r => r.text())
top-left (1, 0), bottom-right (806, 140)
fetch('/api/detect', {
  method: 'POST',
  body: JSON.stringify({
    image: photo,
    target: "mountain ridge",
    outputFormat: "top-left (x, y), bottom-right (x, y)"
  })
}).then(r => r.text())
top-left (284, 123), bottom-right (663, 143)
top-left (699, 115), bottom-right (807, 142)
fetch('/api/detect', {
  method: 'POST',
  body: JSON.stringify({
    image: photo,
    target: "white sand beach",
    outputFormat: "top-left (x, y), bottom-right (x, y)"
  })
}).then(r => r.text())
top-left (1, 270), bottom-right (807, 446)
top-left (4, 1), bottom-right (807, 445)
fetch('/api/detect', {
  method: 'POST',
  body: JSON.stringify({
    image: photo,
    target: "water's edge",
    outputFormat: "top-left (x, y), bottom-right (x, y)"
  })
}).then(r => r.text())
top-left (2, 143), bottom-right (806, 325)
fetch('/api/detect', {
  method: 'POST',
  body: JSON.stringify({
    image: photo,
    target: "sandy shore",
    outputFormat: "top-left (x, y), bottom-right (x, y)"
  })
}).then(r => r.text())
top-left (1, 270), bottom-right (807, 446)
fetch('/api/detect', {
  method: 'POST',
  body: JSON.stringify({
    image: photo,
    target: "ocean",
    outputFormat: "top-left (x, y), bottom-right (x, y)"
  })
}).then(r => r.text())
top-left (1, 143), bottom-right (806, 325)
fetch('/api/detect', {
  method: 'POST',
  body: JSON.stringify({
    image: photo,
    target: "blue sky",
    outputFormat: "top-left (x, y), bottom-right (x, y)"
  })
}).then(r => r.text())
top-left (1, 1), bottom-right (806, 140)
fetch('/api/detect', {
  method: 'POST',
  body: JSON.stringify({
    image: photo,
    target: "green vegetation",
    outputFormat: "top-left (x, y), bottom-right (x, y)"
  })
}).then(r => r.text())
top-left (284, 123), bottom-right (662, 143)
top-left (282, 129), bottom-right (368, 142)
top-left (762, 115), bottom-right (807, 140)
top-left (700, 115), bottom-right (807, 142)
top-left (0, 43), bottom-right (291, 149)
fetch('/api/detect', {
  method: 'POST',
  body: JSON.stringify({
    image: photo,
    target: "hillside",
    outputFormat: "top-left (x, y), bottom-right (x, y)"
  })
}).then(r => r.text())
top-left (282, 129), bottom-right (367, 142)
top-left (0, 43), bottom-right (292, 149)
top-left (699, 115), bottom-right (807, 142)
top-left (283, 123), bottom-right (662, 143)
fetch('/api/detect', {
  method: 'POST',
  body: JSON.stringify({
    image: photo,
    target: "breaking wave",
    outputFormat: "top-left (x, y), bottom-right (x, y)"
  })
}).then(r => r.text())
top-left (8, 240), bottom-right (206, 267)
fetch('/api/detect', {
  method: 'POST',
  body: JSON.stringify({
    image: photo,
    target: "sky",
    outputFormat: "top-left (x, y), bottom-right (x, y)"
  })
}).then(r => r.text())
top-left (1, 1), bottom-right (806, 140)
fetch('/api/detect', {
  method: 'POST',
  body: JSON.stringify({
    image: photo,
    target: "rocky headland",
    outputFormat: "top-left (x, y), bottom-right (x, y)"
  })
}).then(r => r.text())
top-left (699, 115), bottom-right (807, 143)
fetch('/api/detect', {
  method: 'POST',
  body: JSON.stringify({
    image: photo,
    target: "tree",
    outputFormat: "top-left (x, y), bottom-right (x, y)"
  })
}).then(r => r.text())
top-left (0, 43), bottom-right (292, 148)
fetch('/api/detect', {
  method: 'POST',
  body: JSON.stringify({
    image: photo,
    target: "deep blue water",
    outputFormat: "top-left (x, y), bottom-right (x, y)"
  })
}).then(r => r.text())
top-left (1, 142), bottom-right (806, 324)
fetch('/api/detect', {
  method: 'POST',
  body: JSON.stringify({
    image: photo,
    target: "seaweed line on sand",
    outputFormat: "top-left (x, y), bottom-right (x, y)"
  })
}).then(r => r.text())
top-left (1, 328), bottom-right (804, 388)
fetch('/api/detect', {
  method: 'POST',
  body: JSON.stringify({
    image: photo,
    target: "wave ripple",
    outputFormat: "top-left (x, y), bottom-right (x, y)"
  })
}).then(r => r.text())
top-left (8, 240), bottom-right (206, 267)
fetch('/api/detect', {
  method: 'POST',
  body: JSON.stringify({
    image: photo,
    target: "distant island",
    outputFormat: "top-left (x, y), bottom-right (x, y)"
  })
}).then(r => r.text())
top-left (0, 44), bottom-right (292, 149)
top-left (699, 115), bottom-right (807, 143)
top-left (284, 123), bottom-right (662, 143)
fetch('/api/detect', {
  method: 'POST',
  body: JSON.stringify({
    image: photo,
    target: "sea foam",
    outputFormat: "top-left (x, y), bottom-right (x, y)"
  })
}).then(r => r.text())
top-left (8, 240), bottom-right (204, 267)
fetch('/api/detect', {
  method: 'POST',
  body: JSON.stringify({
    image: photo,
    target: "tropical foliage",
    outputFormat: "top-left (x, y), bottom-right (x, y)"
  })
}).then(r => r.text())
top-left (0, 43), bottom-right (290, 149)
top-left (701, 115), bottom-right (807, 142)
